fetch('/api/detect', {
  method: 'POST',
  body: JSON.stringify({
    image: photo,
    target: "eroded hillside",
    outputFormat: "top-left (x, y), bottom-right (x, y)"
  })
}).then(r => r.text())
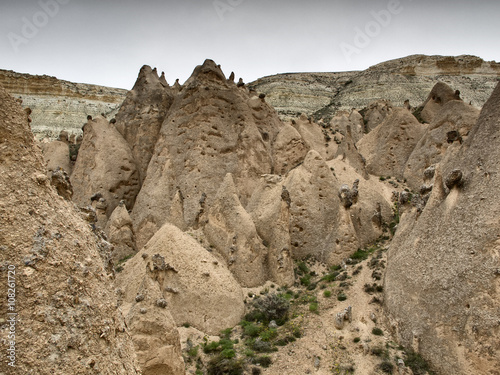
top-left (2, 55), bottom-right (499, 375)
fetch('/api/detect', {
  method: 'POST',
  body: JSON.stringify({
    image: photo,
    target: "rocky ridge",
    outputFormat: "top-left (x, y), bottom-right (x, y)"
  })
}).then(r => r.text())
top-left (0, 69), bottom-right (127, 139)
top-left (250, 55), bottom-right (500, 121)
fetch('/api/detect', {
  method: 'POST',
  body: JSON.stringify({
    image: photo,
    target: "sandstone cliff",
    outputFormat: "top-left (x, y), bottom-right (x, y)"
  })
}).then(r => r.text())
top-left (0, 69), bottom-right (127, 139)
top-left (250, 55), bottom-right (500, 121)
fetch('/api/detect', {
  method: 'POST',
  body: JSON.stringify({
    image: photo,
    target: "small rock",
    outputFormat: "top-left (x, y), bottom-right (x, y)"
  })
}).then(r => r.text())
top-left (135, 294), bottom-right (145, 302)
top-left (445, 169), bottom-right (463, 189)
top-left (140, 308), bottom-right (147, 314)
top-left (156, 299), bottom-right (168, 308)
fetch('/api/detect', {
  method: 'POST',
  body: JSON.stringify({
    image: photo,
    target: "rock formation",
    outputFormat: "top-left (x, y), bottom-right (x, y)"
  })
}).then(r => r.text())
top-left (114, 65), bottom-right (174, 183)
top-left (0, 69), bottom-right (127, 139)
top-left (132, 59), bottom-right (280, 249)
top-left (0, 85), bottom-right (140, 374)
top-left (203, 174), bottom-right (269, 287)
top-left (116, 223), bottom-right (245, 335)
top-left (105, 201), bottom-right (137, 264)
top-left (404, 94), bottom-right (480, 190)
top-left (357, 108), bottom-right (427, 179)
top-left (385, 82), bottom-right (500, 374)
top-left (247, 177), bottom-right (296, 286)
top-left (71, 116), bottom-right (140, 228)
top-left (250, 55), bottom-right (500, 121)
top-left (41, 140), bottom-right (72, 175)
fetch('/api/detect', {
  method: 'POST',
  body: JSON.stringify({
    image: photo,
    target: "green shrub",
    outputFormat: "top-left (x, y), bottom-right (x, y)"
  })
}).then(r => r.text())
top-left (203, 341), bottom-right (220, 354)
top-left (252, 356), bottom-right (272, 368)
top-left (242, 322), bottom-right (261, 338)
top-left (309, 302), bottom-right (319, 313)
top-left (247, 294), bottom-right (290, 325)
top-left (252, 338), bottom-right (275, 353)
top-left (207, 355), bottom-right (244, 375)
top-left (377, 360), bottom-right (394, 373)
top-left (337, 293), bottom-right (347, 301)
top-left (323, 290), bottom-right (332, 298)
top-left (405, 349), bottom-right (435, 375)
top-left (259, 328), bottom-right (278, 342)
top-left (353, 337), bottom-right (361, 343)
top-left (221, 348), bottom-right (236, 359)
top-left (297, 261), bottom-right (310, 275)
top-left (300, 274), bottom-right (311, 286)
top-left (372, 327), bottom-right (384, 336)
top-left (220, 328), bottom-right (232, 338)
top-left (321, 271), bottom-right (339, 282)
top-left (218, 339), bottom-right (234, 351)
top-left (188, 346), bottom-right (199, 357)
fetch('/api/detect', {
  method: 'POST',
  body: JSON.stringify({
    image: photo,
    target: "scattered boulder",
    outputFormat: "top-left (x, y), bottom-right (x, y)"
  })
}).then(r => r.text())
top-left (444, 168), bottom-right (463, 190)
top-left (334, 306), bottom-right (352, 329)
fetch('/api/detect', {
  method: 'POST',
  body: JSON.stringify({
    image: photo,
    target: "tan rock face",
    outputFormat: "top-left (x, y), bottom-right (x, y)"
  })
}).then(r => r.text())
top-left (0, 86), bottom-right (140, 374)
top-left (132, 60), bottom-right (280, 249)
top-left (385, 83), bottom-right (500, 375)
top-left (115, 65), bottom-right (174, 184)
top-left (292, 115), bottom-right (338, 161)
top-left (330, 110), bottom-right (365, 144)
top-left (116, 223), bottom-right (245, 335)
top-left (284, 150), bottom-right (341, 263)
top-left (119, 271), bottom-right (185, 375)
top-left (359, 100), bottom-right (393, 133)
top-left (41, 140), bottom-right (72, 175)
top-left (105, 202), bottom-right (137, 264)
top-left (404, 99), bottom-right (480, 190)
top-left (357, 108), bottom-right (427, 179)
top-left (420, 81), bottom-right (462, 123)
top-left (247, 177), bottom-right (295, 286)
top-left (71, 116), bottom-right (140, 228)
top-left (203, 174), bottom-right (269, 287)
top-left (272, 122), bottom-right (309, 175)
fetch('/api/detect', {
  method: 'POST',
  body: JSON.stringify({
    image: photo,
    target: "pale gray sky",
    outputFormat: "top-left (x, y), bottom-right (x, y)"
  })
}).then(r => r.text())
top-left (1, 0), bottom-right (499, 89)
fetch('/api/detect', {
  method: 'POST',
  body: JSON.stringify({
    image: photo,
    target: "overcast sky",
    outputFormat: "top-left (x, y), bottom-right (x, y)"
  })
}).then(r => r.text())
top-left (1, 0), bottom-right (499, 89)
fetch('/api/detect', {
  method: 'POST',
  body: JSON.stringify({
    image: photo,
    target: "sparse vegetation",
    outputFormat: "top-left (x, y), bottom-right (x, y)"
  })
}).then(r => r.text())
top-left (372, 327), bottom-right (384, 336)
top-left (404, 349), bottom-right (436, 375)
top-left (377, 360), bottom-right (394, 373)
top-left (337, 293), bottom-right (347, 301)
